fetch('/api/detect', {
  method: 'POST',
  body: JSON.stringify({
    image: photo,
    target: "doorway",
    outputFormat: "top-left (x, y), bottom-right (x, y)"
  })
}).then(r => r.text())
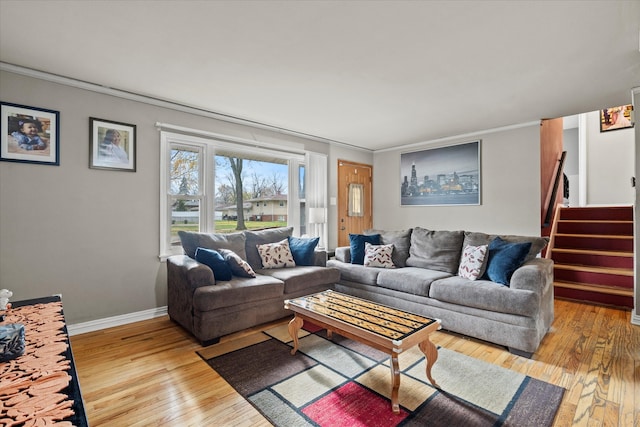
top-left (337, 160), bottom-right (373, 247)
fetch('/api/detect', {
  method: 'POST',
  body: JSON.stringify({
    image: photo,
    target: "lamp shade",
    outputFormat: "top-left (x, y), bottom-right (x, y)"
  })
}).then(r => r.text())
top-left (308, 207), bottom-right (326, 224)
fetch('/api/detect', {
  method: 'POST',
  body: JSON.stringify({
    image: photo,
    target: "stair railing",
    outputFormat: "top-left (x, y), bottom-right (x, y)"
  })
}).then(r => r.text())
top-left (542, 151), bottom-right (567, 229)
top-left (545, 204), bottom-right (562, 259)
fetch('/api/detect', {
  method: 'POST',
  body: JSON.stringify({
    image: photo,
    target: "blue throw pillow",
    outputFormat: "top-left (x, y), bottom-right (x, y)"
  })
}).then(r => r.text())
top-left (195, 247), bottom-right (233, 281)
top-left (288, 236), bottom-right (319, 266)
top-left (349, 234), bottom-right (381, 265)
top-left (483, 237), bottom-right (532, 286)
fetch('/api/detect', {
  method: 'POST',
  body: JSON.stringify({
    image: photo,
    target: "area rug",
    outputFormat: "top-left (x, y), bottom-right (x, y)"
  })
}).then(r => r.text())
top-left (197, 323), bottom-right (564, 427)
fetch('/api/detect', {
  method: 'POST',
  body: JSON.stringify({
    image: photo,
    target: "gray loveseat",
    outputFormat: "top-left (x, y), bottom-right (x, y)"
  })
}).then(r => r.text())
top-left (167, 227), bottom-right (340, 345)
top-left (326, 227), bottom-right (554, 357)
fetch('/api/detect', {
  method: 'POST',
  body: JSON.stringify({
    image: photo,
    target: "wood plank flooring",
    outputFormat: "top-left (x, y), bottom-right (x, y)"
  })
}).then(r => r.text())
top-left (70, 298), bottom-right (639, 426)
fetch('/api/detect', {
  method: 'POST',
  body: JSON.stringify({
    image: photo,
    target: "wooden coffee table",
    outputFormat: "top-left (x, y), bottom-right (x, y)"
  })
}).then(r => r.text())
top-left (284, 290), bottom-right (441, 413)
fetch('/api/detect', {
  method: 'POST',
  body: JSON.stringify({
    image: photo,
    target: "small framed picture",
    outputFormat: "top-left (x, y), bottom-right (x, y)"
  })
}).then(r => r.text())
top-left (600, 104), bottom-right (634, 132)
top-left (1, 101), bottom-right (60, 166)
top-left (90, 117), bottom-right (136, 171)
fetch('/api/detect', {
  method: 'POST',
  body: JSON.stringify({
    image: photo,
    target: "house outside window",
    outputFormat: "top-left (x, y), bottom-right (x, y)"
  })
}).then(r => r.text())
top-left (160, 130), bottom-right (310, 259)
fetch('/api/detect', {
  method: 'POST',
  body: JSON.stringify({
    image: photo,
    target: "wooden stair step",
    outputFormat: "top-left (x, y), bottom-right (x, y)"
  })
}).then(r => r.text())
top-left (553, 263), bottom-right (633, 276)
top-left (551, 247), bottom-right (632, 257)
top-left (554, 263), bottom-right (634, 289)
top-left (558, 206), bottom-right (633, 221)
top-left (554, 280), bottom-right (634, 297)
top-left (554, 233), bottom-right (632, 240)
top-left (553, 233), bottom-right (633, 252)
top-left (556, 220), bottom-right (633, 235)
top-left (550, 248), bottom-right (633, 269)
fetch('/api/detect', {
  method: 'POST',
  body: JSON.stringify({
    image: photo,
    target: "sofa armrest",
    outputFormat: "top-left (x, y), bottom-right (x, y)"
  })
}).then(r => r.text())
top-left (167, 254), bottom-right (215, 334)
top-left (313, 249), bottom-right (328, 267)
top-left (335, 246), bottom-right (351, 263)
top-left (167, 254), bottom-right (215, 291)
top-left (509, 258), bottom-right (554, 295)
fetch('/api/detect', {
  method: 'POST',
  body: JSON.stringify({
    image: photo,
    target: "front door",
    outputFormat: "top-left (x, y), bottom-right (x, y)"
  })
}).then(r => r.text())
top-left (337, 160), bottom-right (373, 247)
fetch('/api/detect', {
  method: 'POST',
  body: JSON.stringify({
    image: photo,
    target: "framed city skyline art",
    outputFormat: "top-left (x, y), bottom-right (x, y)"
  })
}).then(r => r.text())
top-left (400, 140), bottom-right (481, 206)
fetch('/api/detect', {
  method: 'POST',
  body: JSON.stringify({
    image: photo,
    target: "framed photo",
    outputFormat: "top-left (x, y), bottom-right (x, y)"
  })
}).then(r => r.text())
top-left (600, 104), bottom-right (634, 132)
top-left (401, 140), bottom-right (481, 206)
top-left (1, 101), bottom-right (60, 166)
top-left (89, 117), bottom-right (136, 171)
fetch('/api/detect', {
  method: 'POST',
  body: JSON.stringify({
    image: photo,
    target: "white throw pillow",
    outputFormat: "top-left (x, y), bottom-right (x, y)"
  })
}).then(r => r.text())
top-left (257, 238), bottom-right (296, 269)
top-left (363, 242), bottom-right (395, 269)
top-left (458, 244), bottom-right (489, 280)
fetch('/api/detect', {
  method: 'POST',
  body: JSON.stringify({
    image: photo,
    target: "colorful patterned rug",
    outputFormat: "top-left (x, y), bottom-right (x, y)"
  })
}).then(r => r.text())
top-left (197, 323), bottom-right (564, 427)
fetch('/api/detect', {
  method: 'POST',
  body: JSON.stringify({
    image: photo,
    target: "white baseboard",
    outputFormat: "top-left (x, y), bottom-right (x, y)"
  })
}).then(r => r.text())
top-left (632, 309), bottom-right (640, 326)
top-left (67, 306), bottom-right (168, 336)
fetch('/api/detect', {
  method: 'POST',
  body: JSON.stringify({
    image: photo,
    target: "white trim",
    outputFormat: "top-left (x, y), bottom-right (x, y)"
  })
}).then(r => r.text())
top-left (578, 113), bottom-right (588, 207)
top-left (67, 306), bottom-right (168, 336)
top-left (632, 309), bottom-right (640, 326)
top-left (0, 62), bottom-right (359, 149)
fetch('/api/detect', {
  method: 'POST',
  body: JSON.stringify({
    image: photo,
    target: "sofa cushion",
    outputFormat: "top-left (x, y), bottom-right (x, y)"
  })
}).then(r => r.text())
top-left (178, 231), bottom-right (247, 260)
top-left (288, 236), bottom-right (319, 266)
top-left (192, 275), bottom-right (285, 311)
top-left (257, 238), bottom-right (296, 269)
top-left (429, 275), bottom-right (540, 317)
top-left (349, 233), bottom-right (381, 265)
top-left (376, 267), bottom-right (451, 297)
top-left (327, 259), bottom-right (380, 286)
top-left (482, 237), bottom-right (532, 285)
top-left (458, 244), bottom-right (488, 280)
top-left (218, 249), bottom-right (256, 278)
top-left (365, 229), bottom-right (412, 267)
top-left (245, 227), bottom-right (294, 270)
top-left (364, 242), bottom-right (395, 269)
top-left (462, 231), bottom-right (547, 263)
top-left (258, 266), bottom-right (340, 294)
top-left (406, 227), bottom-right (464, 274)
top-left (194, 247), bottom-right (233, 281)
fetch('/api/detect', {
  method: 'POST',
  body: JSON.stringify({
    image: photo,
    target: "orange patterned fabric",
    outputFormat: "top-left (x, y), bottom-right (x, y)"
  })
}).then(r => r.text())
top-left (0, 301), bottom-right (76, 426)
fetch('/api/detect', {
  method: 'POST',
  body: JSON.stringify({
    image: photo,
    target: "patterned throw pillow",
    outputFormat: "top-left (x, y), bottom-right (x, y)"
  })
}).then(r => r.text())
top-left (218, 249), bottom-right (257, 278)
top-left (363, 242), bottom-right (395, 269)
top-left (458, 244), bottom-right (489, 280)
top-left (257, 238), bottom-right (296, 269)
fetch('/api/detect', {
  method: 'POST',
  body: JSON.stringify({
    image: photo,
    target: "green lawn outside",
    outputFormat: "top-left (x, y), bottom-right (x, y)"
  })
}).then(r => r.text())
top-left (170, 220), bottom-right (287, 238)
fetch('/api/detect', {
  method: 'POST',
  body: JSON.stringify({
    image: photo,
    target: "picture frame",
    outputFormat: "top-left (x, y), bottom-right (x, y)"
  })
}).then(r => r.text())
top-left (600, 104), bottom-right (634, 132)
top-left (401, 140), bottom-right (481, 206)
top-left (89, 117), bottom-right (136, 171)
top-left (1, 101), bottom-right (60, 166)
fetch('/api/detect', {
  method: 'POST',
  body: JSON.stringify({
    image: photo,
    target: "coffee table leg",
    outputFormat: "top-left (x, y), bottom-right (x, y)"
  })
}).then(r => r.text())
top-left (288, 315), bottom-right (304, 355)
top-left (418, 338), bottom-right (439, 388)
top-left (390, 354), bottom-right (401, 414)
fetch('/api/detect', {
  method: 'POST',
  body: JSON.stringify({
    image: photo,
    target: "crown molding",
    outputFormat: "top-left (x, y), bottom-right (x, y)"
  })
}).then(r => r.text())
top-left (0, 62), bottom-right (371, 152)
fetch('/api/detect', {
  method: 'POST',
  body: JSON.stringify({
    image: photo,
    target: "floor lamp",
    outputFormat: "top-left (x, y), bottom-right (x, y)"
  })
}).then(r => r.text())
top-left (308, 207), bottom-right (326, 250)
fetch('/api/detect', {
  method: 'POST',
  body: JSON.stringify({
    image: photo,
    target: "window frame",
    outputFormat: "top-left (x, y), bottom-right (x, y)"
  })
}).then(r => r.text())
top-left (160, 130), bottom-right (307, 260)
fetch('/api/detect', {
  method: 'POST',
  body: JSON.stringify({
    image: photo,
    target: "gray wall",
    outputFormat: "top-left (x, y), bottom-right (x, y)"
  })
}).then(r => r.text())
top-left (372, 125), bottom-right (542, 236)
top-left (0, 70), bottom-right (333, 324)
top-left (584, 110), bottom-right (634, 205)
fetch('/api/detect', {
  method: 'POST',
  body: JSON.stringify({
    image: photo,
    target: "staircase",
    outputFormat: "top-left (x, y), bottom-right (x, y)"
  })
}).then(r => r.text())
top-left (548, 206), bottom-right (634, 309)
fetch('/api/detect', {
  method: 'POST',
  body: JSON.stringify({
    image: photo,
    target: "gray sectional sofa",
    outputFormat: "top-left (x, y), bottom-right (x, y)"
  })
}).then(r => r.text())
top-left (167, 227), bottom-right (340, 345)
top-left (326, 227), bottom-right (554, 357)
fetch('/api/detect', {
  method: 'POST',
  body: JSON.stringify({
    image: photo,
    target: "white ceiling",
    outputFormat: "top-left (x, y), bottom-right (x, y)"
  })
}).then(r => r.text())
top-left (1, 1), bottom-right (638, 151)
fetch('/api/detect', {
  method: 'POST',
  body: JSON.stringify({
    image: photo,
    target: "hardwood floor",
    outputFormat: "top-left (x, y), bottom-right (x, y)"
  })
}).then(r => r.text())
top-left (70, 298), bottom-right (639, 426)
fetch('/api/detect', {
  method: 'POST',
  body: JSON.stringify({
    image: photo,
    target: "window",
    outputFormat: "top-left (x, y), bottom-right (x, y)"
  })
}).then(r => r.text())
top-left (160, 130), bottom-right (311, 259)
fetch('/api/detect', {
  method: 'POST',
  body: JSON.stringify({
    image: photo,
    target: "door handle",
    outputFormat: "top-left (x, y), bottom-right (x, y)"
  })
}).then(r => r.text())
top-left (340, 226), bottom-right (346, 231)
